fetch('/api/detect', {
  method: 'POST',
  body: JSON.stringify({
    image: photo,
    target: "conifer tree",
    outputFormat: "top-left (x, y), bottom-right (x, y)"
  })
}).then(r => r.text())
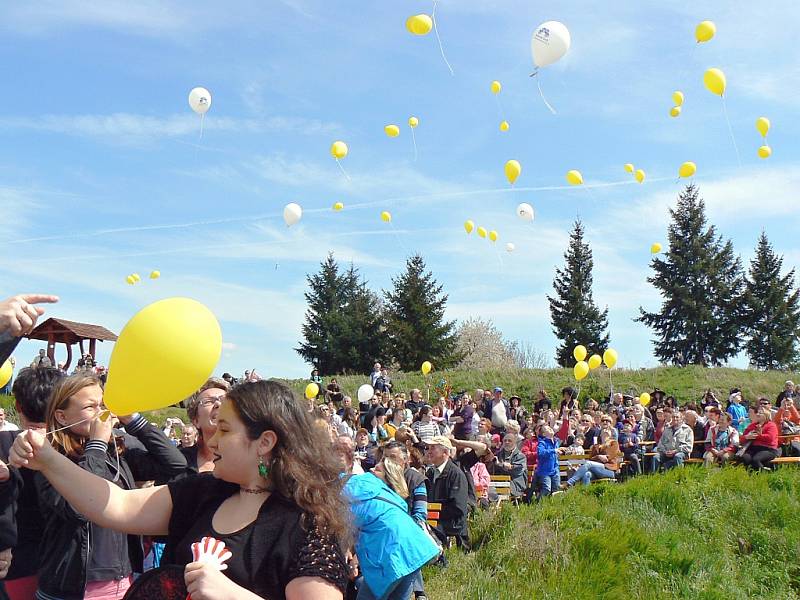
top-left (548, 219), bottom-right (610, 367)
top-left (743, 232), bottom-right (800, 369)
top-left (637, 185), bottom-right (744, 366)
top-left (384, 254), bottom-right (460, 371)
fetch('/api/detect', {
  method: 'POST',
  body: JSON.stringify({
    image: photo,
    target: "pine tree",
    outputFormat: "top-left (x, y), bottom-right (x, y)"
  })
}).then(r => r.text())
top-left (548, 219), bottom-right (610, 367)
top-left (637, 185), bottom-right (744, 366)
top-left (384, 254), bottom-right (460, 371)
top-left (337, 265), bottom-right (388, 374)
top-left (743, 232), bottom-right (800, 369)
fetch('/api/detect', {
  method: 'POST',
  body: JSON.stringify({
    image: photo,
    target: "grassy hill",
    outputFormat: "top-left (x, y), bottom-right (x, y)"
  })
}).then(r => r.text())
top-left (422, 467), bottom-right (800, 599)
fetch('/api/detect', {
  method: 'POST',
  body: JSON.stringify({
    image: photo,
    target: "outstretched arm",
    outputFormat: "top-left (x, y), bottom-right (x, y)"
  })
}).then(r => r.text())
top-left (9, 429), bottom-right (172, 536)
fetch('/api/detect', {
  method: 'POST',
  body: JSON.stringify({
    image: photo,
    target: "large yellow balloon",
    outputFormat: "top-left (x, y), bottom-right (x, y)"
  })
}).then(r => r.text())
top-left (408, 116), bottom-right (419, 128)
top-left (566, 170), bottom-right (583, 185)
top-left (651, 243), bottom-right (663, 254)
top-left (672, 91), bottom-right (684, 106)
top-left (679, 161), bottom-right (697, 178)
top-left (624, 163), bottom-right (634, 174)
top-left (406, 14), bottom-right (433, 35)
top-left (381, 211), bottom-right (392, 223)
top-left (421, 361), bottom-right (432, 375)
top-left (499, 120), bottom-right (509, 132)
top-left (670, 106), bottom-right (682, 118)
top-left (505, 160), bottom-right (521, 185)
top-left (695, 20), bottom-right (716, 43)
top-left (333, 202), bottom-right (344, 211)
top-left (331, 141), bottom-right (348, 159)
top-left (603, 348), bottom-right (618, 369)
top-left (384, 124), bottom-right (400, 138)
top-left (104, 298), bottom-right (222, 415)
top-left (588, 354), bottom-right (602, 370)
top-left (305, 383), bottom-right (319, 400)
top-left (755, 117), bottom-right (770, 138)
top-left (635, 169), bottom-right (646, 184)
top-left (640, 393), bottom-right (651, 406)
top-left (488, 230), bottom-right (498, 242)
top-left (490, 80), bottom-right (502, 94)
top-left (573, 361), bottom-right (589, 381)
top-left (464, 220), bottom-right (474, 234)
top-left (573, 345), bottom-right (587, 362)
top-left (477, 226), bottom-right (487, 239)
top-left (758, 145), bottom-right (772, 159)
top-left (0, 359), bottom-right (12, 388)
top-left (703, 68), bottom-right (726, 96)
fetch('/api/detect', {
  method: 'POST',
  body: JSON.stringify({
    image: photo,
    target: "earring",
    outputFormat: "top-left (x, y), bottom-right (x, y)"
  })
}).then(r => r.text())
top-left (258, 456), bottom-right (269, 479)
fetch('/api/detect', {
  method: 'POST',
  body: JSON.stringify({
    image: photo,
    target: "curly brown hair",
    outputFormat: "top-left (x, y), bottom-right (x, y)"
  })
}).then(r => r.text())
top-left (226, 380), bottom-right (352, 546)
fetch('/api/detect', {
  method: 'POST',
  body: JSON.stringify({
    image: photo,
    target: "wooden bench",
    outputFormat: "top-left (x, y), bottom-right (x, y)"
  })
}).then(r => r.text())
top-left (489, 474), bottom-right (512, 505)
top-left (427, 502), bottom-right (441, 527)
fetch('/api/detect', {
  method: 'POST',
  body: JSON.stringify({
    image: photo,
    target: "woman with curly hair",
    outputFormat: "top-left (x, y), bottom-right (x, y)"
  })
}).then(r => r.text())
top-left (10, 380), bottom-right (350, 600)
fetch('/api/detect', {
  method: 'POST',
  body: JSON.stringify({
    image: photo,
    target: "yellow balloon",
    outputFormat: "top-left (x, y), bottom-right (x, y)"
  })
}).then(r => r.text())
top-left (573, 361), bottom-right (589, 382)
top-left (672, 91), bottom-right (684, 106)
top-left (670, 106), bottom-right (682, 118)
top-left (104, 298), bottom-right (222, 415)
top-left (679, 161), bottom-right (696, 178)
top-left (385, 124), bottom-right (400, 138)
top-left (0, 359), bottom-right (12, 389)
top-left (588, 354), bottom-right (602, 370)
top-left (490, 80), bottom-right (502, 94)
top-left (333, 202), bottom-right (344, 211)
top-left (488, 230), bottom-right (498, 242)
top-left (639, 393), bottom-right (651, 406)
top-left (408, 116), bottom-right (419, 128)
top-left (566, 170), bottom-right (583, 185)
top-left (149, 270), bottom-right (161, 280)
top-left (331, 141), bottom-right (348, 159)
top-left (703, 68), bottom-right (726, 97)
top-left (126, 275), bottom-right (136, 285)
top-left (695, 20), bottom-right (716, 43)
top-left (477, 226), bottom-right (487, 239)
top-left (406, 14), bottom-right (433, 36)
top-left (421, 361), bottom-right (432, 375)
top-left (499, 120), bottom-right (509, 132)
top-left (635, 169), bottom-right (646, 184)
top-left (381, 211), bottom-right (392, 223)
top-left (132, 273), bottom-right (141, 282)
top-left (624, 163), bottom-right (634, 174)
top-left (758, 145), bottom-right (772, 159)
top-left (504, 160), bottom-right (521, 185)
top-left (573, 345), bottom-right (587, 362)
top-left (603, 348), bottom-right (618, 369)
top-left (464, 220), bottom-right (474, 234)
top-left (651, 243), bottom-right (663, 254)
top-left (305, 382), bottom-right (319, 400)
top-left (755, 117), bottom-right (770, 138)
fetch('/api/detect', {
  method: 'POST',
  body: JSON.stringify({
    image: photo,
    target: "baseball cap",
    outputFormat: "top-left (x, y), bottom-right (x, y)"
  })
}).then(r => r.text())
top-left (494, 387), bottom-right (503, 393)
top-left (427, 435), bottom-right (455, 451)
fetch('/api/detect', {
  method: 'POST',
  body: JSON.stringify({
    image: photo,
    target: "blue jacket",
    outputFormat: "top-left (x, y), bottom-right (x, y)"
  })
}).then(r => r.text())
top-left (727, 403), bottom-right (747, 430)
top-left (345, 473), bottom-right (439, 598)
top-left (535, 436), bottom-right (560, 477)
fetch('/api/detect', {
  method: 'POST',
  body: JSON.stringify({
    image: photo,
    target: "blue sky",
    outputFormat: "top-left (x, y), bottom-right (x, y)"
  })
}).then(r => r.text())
top-left (2, 0), bottom-right (799, 378)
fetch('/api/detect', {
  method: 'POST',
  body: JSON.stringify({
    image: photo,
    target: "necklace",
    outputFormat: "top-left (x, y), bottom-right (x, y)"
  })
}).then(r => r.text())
top-left (240, 486), bottom-right (268, 494)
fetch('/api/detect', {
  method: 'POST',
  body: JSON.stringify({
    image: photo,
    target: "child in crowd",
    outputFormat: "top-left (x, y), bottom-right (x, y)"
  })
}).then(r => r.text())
top-left (355, 427), bottom-right (377, 471)
top-left (617, 420), bottom-right (641, 475)
top-left (532, 426), bottom-right (563, 501)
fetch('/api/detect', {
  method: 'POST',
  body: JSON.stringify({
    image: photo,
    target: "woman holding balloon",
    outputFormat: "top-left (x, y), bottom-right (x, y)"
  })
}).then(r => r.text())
top-left (10, 380), bottom-right (349, 600)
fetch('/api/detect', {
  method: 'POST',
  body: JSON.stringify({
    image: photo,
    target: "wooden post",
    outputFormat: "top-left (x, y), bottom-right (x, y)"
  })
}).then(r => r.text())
top-left (64, 344), bottom-right (73, 372)
top-left (89, 339), bottom-right (97, 359)
top-left (47, 333), bottom-right (56, 364)
top-left (79, 340), bottom-right (86, 357)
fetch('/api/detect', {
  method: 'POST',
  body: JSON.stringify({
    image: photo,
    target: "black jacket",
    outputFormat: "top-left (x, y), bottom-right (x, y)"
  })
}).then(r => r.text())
top-left (425, 460), bottom-right (468, 536)
top-left (36, 416), bottom-right (187, 600)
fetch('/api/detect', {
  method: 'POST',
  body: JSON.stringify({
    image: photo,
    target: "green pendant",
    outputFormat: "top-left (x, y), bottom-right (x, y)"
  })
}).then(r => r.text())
top-left (258, 460), bottom-right (269, 479)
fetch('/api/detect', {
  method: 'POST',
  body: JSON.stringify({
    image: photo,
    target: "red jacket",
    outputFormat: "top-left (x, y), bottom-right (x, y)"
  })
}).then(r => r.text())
top-left (743, 420), bottom-right (779, 449)
top-left (774, 405), bottom-right (800, 426)
top-left (521, 437), bottom-right (538, 467)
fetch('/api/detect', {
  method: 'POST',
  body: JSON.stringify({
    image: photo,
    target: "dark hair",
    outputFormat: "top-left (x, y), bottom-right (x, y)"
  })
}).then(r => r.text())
top-left (226, 380), bottom-right (350, 544)
top-left (11, 366), bottom-right (63, 423)
top-left (561, 386), bottom-right (576, 399)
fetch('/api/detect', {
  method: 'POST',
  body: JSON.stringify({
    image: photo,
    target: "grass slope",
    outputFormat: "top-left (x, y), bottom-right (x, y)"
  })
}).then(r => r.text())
top-left (423, 467), bottom-right (800, 600)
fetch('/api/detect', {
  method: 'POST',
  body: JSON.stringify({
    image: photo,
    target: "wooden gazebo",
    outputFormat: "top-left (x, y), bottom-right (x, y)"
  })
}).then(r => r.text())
top-left (27, 318), bottom-right (117, 371)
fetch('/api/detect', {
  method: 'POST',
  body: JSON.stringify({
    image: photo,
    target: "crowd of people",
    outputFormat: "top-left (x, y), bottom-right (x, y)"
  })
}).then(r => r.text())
top-left (1, 293), bottom-right (799, 600)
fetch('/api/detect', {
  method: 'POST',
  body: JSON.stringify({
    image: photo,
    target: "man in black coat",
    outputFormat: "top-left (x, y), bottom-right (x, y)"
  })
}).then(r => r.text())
top-left (424, 436), bottom-right (470, 550)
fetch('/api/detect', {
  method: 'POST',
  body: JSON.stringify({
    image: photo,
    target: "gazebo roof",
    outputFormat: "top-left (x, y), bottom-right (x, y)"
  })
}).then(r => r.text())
top-left (28, 318), bottom-right (118, 345)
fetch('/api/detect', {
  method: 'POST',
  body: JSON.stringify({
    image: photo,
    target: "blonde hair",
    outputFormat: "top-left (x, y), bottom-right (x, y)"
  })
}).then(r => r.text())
top-left (381, 457), bottom-right (409, 498)
top-left (46, 373), bottom-right (103, 458)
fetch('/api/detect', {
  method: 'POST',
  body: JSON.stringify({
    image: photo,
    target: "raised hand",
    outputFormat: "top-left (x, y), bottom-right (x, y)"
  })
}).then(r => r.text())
top-left (8, 429), bottom-right (53, 471)
top-left (0, 294), bottom-right (59, 337)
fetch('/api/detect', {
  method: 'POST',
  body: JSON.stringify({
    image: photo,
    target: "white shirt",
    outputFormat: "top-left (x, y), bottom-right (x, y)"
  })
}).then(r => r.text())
top-left (0, 421), bottom-right (19, 432)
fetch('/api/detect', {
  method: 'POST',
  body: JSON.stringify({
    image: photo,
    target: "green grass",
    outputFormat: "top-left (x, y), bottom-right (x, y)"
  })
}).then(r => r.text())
top-left (423, 467), bottom-right (800, 599)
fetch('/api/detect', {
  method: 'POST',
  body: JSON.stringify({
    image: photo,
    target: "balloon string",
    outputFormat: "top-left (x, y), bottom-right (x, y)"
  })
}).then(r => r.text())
top-left (493, 244), bottom-right (504, 271)
top-left (46, 410), bottom-right (121, 481)
top-left (536, 77), bottom-right (557, 115)
top-left (199, 113), bottom-right (205, 141)
top-left (494, 95), bottom-right (505, 122)
top-left (389, 222), bottom-right (412, 257)
top-left (410, 128), bottom-right (418, 162)
top-left (431, 1), bottom-right (454, 76)
top-left (721, 96), bottom-right (742, 168)
top-left (335, 159), bottom-right (351, 181)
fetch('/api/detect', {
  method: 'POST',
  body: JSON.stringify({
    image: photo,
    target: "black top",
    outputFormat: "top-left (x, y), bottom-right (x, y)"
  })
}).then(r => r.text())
top-left (163, 473), bottom-right (347, 600)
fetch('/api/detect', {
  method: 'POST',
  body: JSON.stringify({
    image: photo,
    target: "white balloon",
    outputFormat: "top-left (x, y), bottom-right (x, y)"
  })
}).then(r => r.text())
top-left (531, 21), bottom-right (571, 68)
top-left (188, 87), bottom-right (212, 115)
top-left (283, 203), bottom-right (302, 227)
top-left (516, 202), bottom-right (535, 222)
top-left (357, 384), bottom-right (374, 404)
top-left (505, 243), bottom-right (516, 253)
